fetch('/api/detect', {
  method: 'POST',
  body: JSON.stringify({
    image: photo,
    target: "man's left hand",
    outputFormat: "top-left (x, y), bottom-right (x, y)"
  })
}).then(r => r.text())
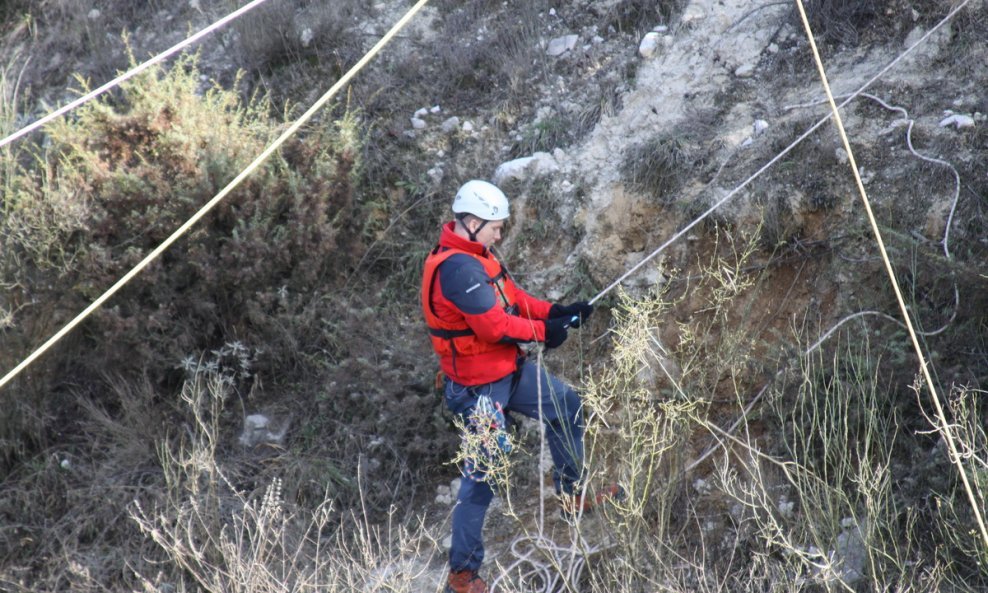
top-left (549, 301), bottom-right (594, 328)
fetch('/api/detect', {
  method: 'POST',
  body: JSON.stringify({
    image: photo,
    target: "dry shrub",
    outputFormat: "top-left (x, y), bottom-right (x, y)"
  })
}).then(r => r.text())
top-left (793, 0), bottom-right (885, 45)
top-left (518, 175), bottom-right (564, 240)
top-left (573, 224), bottom-right (987, 591)
top-left (228, 0), bottom-right (367, 81)
top-left (620, 134), bottom-right (692, 204)
top-left (790, 0), bottom-right (957, 46)
top-left (0, 376), bottom-right (165, 592)
top-left (0, 0), bottom-right (163, 100)
top-left (941, 3), bottom-right (988, 81)
top-left (604, 0), bottom-right (686, 35)
top-left (432, 0), bottom-right (548, 110)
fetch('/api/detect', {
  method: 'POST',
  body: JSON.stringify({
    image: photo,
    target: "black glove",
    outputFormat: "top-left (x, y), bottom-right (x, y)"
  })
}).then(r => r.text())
top-left (543, 317), bottom-right (569, 349)
top-left (548, 301), bottom-right (594, 328)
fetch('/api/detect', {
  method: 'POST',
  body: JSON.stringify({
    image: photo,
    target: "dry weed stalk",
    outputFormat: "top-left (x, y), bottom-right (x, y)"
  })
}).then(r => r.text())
top-left (131, 370), bottom-right (439, 593)
top-left (561, 224), bottom-right (981, 590)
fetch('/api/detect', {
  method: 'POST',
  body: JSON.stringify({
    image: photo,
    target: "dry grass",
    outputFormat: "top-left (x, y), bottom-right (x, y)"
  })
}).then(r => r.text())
top-left (556, 226), bottom-right (988, 591)
top-left (129, 370), bottom-right (445, 593)
top-left (620, 134), bottom-right (693, 205)
top-left (605, 0), bottom-right (687, 36)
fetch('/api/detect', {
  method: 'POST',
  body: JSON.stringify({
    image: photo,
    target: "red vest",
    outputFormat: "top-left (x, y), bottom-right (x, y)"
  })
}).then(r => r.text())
top-left (422, 223), bottom-right (552, 384)
top-left (421, 246), bottom-right (524, 385)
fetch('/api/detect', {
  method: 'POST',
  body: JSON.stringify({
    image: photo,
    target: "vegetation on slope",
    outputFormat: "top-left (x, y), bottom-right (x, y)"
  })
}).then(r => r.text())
top-left (0, 0), bottom-right (986, 591)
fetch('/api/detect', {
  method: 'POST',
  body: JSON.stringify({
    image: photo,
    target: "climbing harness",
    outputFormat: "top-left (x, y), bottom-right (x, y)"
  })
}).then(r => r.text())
top-left (491, 3), bottom-right (983, 589)
top-left (422, 245), bottom-right (518, 375)
top-left (460, 394), bottom-right (513, 484)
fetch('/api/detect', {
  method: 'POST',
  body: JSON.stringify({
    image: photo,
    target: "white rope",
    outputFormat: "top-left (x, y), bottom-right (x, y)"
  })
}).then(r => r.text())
top-left (0, 0), bottom-right (274, 150)
top-left (499, 4), bottom-right (978, 586)
top-left (857, 93), bottom-right (962, 260)
top-left (492, 532), bottom-right (603, 593)
top-left (588, 0), bottom-right (972, 306)
top-left (537, 350), bottom-right (547, 528)
top-left (784, 91), bottom-right (963, 265)
top-left (490, 343), bottom-right (625, 593)
top-left (488, 4), bottom-right (977, 588)
top-left (683, 89), bottom-right (967, 480)
top-left (0, 0), bottom-right (434, 392)
top-left (497, 3), bottom-right (977, 582)
top-left (816, 92), bottom-right (961, 336)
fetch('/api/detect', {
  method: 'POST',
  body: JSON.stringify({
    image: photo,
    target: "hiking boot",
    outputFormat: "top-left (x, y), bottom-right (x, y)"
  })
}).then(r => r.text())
top-left (445, 569), bottom-right (489, 593)
top-left (560, 483), bottom-right (625, 519)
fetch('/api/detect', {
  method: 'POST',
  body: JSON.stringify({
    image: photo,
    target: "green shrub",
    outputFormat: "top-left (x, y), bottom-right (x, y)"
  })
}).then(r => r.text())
top-left (0, 53), bottom-right (365, 463)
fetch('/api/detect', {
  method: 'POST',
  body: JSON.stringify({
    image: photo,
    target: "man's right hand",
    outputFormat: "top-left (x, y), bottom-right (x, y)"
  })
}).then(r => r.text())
top-left (544, 317), bottom-right (569, 349)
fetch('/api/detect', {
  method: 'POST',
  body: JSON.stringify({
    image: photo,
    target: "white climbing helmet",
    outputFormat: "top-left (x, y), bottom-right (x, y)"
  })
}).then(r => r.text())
top-left (452, 180), bottom-right (510, 221)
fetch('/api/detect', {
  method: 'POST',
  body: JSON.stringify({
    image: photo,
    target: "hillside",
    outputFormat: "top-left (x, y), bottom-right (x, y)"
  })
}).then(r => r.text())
top-left (1, 0), bottom-right (987, 591)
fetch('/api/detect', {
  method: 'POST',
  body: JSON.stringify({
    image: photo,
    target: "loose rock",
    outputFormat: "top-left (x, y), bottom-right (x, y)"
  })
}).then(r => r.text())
top-left (546, 34), bottom-right (579, 57)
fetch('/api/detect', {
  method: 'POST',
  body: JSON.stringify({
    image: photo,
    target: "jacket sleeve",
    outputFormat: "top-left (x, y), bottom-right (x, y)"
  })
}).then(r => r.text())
top-left (513, 287), bottom-right (553, 320)
top-left (439, 256), bottom-right (547, 343)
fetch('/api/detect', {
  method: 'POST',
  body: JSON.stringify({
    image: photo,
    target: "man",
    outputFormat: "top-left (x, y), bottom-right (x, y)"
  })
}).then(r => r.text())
top-left (421, 179), bottom-right (617, 593)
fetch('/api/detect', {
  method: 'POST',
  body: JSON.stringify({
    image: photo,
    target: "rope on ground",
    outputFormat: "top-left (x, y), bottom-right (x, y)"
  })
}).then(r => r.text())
top-left (782, 90), bottom-right (963, 336)
top-left (0, 0), bottom-right (274, 150)
top-left (588, 0), bottom-right (972, 306)
top-left (681, 89), bottom-right (968, 497)
top-left (794, 0), bottom-right (988, 552)
top-left (0, 0), bottom-right (434, 393)
top-left (492, 532), bottom-right (603, 593)
top-left (858, 92), bottom-right (963, 261)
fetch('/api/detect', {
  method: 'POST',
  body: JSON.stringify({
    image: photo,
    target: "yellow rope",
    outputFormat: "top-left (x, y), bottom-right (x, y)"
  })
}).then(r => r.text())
top-left (0, 0), bottom-right (433, 391)
top-left (794, 0), bottom-right (988, 552)
top-left (0, 0), bottom-right (275, 150)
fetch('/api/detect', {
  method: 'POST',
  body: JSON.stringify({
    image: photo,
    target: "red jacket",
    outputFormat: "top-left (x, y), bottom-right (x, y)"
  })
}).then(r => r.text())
top-left (421, 222), bottom-right (552, 385)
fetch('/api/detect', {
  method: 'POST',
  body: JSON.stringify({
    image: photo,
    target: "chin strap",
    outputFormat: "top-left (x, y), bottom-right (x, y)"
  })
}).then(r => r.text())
top-left (457, 214), bottom-right (488, 243)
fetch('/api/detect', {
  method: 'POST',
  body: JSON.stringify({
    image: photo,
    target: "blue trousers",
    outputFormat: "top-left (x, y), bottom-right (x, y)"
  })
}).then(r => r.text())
top-left (444, 360), bottom-right (585, 572)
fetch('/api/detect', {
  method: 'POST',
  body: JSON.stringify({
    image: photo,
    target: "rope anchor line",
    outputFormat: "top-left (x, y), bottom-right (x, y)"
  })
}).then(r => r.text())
top-left (794, 0), bottom-right (988, 553)
top-left (588, 0), bottom-right (972, 307)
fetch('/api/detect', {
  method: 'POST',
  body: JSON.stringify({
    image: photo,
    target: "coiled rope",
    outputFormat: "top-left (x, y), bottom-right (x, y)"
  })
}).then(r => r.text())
top-left (0, 0), bottom-right (433, 391)
top-left (491, 347), bottom-right (608, 593)
top-left (0, 0), bottom-right (274, 150)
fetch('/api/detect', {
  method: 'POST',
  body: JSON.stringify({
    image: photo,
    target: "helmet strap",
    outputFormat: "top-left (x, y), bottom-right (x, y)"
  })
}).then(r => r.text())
top-left (469, 219), bottom-right (489, 243)
top-left (456, 213), bottom-right (488, 243)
